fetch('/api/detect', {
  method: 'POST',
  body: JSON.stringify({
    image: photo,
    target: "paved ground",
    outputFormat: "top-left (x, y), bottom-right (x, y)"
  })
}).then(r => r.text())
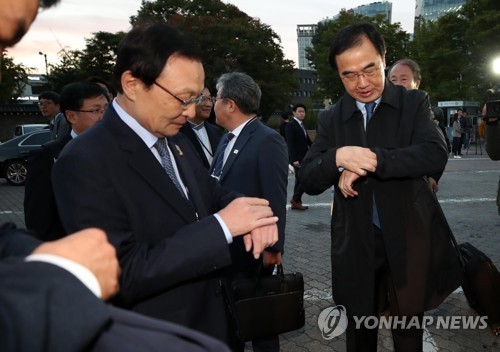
top-left (0, 151), bottom-right (499, 351)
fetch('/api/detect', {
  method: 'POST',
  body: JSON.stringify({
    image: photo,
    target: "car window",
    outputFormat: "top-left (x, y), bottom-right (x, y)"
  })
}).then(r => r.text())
top-left (14, 126), bottom-right (22, 136)
top-left (20, 131), bottom-right (51, 146)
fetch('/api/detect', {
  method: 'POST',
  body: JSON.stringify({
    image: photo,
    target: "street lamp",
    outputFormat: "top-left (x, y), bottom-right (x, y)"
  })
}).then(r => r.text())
top-left (493, 57), bottom-right (500, 75)
top-left (39, 51), bottom-right (49, 79)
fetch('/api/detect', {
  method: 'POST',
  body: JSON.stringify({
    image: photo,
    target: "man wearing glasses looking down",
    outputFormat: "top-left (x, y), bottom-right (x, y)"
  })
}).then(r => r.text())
top-left (51, 21), bottom-right (278, 347)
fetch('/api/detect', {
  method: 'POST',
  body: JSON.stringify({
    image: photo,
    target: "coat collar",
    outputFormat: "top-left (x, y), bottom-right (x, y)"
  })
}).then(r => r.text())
top-left (341, 79), bottom-right (403, 122)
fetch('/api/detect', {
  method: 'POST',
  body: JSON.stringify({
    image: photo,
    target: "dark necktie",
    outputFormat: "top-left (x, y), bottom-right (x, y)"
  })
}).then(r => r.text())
top-left (211, 132), bottom-right (235, 179)
top-left (154, 138), bottom-right (186, 198)
top-left (364, 102), bottom-right (380, 228)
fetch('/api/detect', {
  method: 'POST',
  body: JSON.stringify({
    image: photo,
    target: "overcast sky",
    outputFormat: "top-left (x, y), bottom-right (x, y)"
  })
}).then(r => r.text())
top-left (8, 0), bottom-right (417, 73)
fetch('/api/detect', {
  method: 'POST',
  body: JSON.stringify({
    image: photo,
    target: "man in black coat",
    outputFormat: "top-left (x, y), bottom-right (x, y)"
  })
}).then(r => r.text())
top-left (180, 86), bottom-right (223, 169)
top-left (300, 23), bottom-right (462, 351)
top-left (285, 103), bottom-right (312, 210)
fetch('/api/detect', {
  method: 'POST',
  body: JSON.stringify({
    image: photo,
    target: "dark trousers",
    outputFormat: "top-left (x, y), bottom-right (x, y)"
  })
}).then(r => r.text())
top-left (292, 166), bottom-right (304, 202)
top-left (345, 227), bottom-right (423, 352)
top-left (452, 137), bottom-right (461, 155)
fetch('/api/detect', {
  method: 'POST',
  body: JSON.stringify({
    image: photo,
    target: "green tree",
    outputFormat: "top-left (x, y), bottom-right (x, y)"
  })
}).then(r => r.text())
top-left (50, 31), bottom-right (125, 92)
top-left (411, 0), bottom-right (500, 104)
top-left (0, 52), bottom-right (30, 103)
top-left (308, 11), bottom-right (410, 103)
top-left (132, 0), bottom-right (297, 119)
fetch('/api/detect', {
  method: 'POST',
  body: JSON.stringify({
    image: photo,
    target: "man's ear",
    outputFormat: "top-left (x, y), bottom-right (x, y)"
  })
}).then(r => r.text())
top-left (121, 70), bottom-right (140, 101)
top-left (65, 111), bottom-right (76, 125)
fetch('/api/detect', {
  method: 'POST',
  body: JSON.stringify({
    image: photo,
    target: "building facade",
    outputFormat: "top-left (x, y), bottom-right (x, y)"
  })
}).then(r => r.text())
top-left (415, 0), bottom-right (466, 23)
top-left (353, 1), bottom-right (392, 21)
top-left (297, 24), bottom-right (318, 70)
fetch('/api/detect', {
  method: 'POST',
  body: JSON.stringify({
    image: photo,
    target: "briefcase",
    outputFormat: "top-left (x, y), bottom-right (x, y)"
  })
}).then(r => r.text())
top-left (231, 264), bottom-right (305, 341)
top-left (458, 242), bottom-right (500, 336)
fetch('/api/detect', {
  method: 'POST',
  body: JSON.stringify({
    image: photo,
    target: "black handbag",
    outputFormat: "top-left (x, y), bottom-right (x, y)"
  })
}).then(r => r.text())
top-left (231, 264), bottom-right (305, 341)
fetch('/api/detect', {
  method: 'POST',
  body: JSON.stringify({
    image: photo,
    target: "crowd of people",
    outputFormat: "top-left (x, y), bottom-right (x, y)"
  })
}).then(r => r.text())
top-left (2, 1), bottom-right (498, 352)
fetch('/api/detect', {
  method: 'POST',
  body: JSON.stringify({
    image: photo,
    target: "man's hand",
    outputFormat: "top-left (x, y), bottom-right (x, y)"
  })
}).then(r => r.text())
top-left (218, 197), bottom-right (278, 237)
top-left (263, 251), bottom-right (282, 267)
top-left (32, 228), bottom-right (120, 300)
top-left (338, 169), bottom-right (362, 198)
top-left (242, 223), bottom-right (279, 259)
top-left (336, 146), bottom-right (377, 176)
top-left (427, 177), bottom-right (439, 193)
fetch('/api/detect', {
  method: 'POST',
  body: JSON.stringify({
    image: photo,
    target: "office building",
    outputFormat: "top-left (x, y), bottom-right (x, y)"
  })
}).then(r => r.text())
top-left (353, 1), bottom-right (392, 21)
top-left (415, 0), bottom-right (466, 23)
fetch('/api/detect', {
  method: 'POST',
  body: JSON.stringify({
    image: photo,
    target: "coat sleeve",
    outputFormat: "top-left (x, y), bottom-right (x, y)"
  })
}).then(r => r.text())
top-left (0, 260), bottom-right (110, 352)
top-left (300, 109), bottom-right (341, 195)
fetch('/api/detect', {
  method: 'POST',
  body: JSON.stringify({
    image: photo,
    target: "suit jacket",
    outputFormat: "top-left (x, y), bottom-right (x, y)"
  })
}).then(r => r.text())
top-left (211, 119), bottom-right (288, 272)
top-left (24, 133), bottom-right (72, 240)
top-left (285, 118), bottom-right (312, 164)
top-left (180, 122), bottom-right (223, 169)
top-left (51, 106), bottom-right (239, 343)
top-left (0, 224), bottom-right (230, 352)
top-left (300, 81), bottom-right (463, 317)
top-left (50, 112), bottom-right (71, 140)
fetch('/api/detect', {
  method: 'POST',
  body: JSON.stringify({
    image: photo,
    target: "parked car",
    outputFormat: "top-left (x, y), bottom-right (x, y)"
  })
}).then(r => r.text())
top-left (0, 130), bottom-right (51, 185)
top-left (13, 124), bottom-right (49, 137)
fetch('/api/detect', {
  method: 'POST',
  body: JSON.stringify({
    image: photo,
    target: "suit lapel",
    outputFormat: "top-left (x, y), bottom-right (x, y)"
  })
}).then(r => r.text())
top-left (106, 110), bottom-right (195, 223)
top-left (218, 118), bottom-right (258, 182)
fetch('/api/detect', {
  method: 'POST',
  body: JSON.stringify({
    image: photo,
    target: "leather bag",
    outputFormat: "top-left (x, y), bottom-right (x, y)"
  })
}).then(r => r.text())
top-left (231, 264), bottom-right (305, 341)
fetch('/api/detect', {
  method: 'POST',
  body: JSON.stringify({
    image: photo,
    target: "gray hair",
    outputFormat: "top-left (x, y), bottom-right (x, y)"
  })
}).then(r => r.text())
top-left (216, 72), bottom-right (261, 115)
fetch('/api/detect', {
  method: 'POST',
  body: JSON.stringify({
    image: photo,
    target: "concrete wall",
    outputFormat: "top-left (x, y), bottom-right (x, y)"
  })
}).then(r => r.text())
top-left (0, 113), bottom-right (45, 142)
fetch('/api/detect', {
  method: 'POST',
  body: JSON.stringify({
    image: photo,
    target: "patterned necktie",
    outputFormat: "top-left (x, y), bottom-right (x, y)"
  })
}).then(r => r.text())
top-left (154, 138), bottom-right (186, 198)
top-left (211, 132), bottom-right (235, 179)
top-left (364, 102), bottom-right (380, 228)
top-left (365, 102), bottom-right (376, 124)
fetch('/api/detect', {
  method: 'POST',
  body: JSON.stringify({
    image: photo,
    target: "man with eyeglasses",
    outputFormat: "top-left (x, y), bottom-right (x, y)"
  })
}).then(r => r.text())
top-left (25, 81), bottom-right (108, 241)
top-left (51, 22), bottom-right (279, 347)
top-left (300, 23), bottom-right (462, 351)
top-left (180, 86), bottom-right (223, 169)
top-left (38, 91), bottom-right (71, 140)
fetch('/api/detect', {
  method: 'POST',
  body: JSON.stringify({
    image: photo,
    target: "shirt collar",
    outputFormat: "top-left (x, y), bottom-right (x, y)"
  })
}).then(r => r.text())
top-left (112, 99), bottom-right (158, 149)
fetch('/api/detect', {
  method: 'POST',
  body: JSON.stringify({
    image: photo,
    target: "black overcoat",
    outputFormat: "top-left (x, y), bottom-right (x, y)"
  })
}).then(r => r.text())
top-left (300, 81), bottom-right (463, 317)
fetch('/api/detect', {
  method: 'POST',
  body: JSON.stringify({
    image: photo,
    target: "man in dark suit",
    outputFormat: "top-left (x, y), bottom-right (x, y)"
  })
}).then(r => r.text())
top-left (285, 103), bottom-right (312, 210)
top-left (24, 81), bottom-right (108, 241)
top-left (180, 86), bottom-right (223, 169)
top-left (0, 223), bottom-right (230, 352)
top-left (51, 22), bottom-right (278, 345)
top-left (211, 72), bottom-right (288, 351)
top-left (300, 23), bottom-right (462, 351)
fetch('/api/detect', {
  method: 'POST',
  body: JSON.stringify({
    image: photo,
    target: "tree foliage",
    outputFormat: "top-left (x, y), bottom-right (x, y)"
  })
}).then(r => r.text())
top-left (411, 0), bottom-right (500, 104)
top-left (308, 11), bottom-right (410, 103)
top-left (0, 52), bottom-right (30, 103)
top-left (132, 0), bottom-right (297, 119)
top-left (49, 31), bottom-right (125, 92)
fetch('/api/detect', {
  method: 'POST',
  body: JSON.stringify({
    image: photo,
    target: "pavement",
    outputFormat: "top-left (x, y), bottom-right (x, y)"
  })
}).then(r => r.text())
top-left (0, 151), bottom-right (499, 351)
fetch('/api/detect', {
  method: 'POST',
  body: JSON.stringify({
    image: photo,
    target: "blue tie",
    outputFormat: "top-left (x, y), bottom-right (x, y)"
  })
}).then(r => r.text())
top-left (365, 102), bottom-right (376, 124)
top-left (364, 102), bottom-right (380, 228)
top-left (211, 132), bottom-right (235, 179)
top-left (155, 138), bottom-right (186, 198)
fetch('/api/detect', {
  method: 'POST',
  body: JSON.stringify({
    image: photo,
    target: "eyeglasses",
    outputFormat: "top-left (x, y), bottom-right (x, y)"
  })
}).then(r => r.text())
top-left (74, 107), bottom-right (107, 116)
top-left (341, 65), bottom-right (381, 83)
top-left (154, 82), bottom-right (205, 108)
